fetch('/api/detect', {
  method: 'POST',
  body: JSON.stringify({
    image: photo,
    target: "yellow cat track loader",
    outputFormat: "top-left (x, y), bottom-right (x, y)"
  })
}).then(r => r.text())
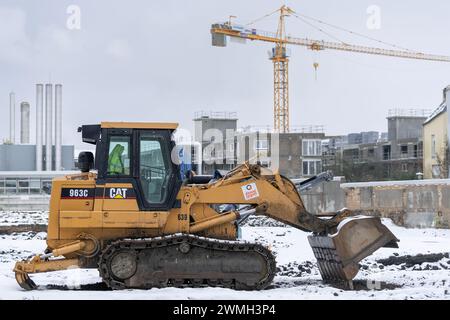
top-left (14, 122), bottom-right (398, 290)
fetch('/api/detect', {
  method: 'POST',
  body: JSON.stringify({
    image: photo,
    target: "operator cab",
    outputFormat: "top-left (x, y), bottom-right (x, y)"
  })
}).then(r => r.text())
top-left (78, 122), bottom-right (181, 211)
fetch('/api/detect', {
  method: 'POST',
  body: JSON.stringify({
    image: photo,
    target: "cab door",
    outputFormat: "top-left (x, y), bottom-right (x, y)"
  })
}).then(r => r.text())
top-left (134, 129), bottom-right (181, 211)
top-left (97, 128), bottom-right (180, 229)
top-left (99, 129), bottom-right (141, 228)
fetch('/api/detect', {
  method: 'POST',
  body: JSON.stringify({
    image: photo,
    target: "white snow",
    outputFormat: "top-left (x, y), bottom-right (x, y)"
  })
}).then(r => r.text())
top-left (0, 211), bottom-right (48, 226)
top-left (341, 179), bottom-right (450, 188)
top-left (0, 215), bottom-right (449, 300)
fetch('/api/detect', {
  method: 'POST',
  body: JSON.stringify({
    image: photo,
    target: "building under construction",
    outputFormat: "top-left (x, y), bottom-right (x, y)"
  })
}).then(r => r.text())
top-left (323, 109), bottom-right (429, 181)
top-left (194, 111), bottom-right (325, 179)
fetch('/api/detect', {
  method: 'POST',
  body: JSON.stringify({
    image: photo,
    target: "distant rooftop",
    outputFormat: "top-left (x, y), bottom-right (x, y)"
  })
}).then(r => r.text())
top-left (237, 125), bottom-right (324, 134)
top-left (423, 86), bottom-right (449, 124)
top-left (194, 111), bottom-right (238, 120)
top-left (387, 109), bottom-right (431, 118)
top-left (424, 102), bottom-right (447, 124)
top-left (0, 171), bottom-right (78, 177)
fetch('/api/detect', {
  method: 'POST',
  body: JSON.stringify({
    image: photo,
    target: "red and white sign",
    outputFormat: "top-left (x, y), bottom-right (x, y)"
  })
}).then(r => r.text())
top-left (241, 183), bottom-right (260, 200)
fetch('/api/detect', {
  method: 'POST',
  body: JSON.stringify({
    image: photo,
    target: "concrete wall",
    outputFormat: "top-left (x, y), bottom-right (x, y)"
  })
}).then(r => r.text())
top-left (388, 116), bottom-right (426, 141)
top-left (194, 118), bottom-right (237, 144)
top-left (301, 180), bottom-right (345, 214)
top-left (0, 145), bottom-right (36, 171)
top-left (61, 145), bottom-right (76, 170)
top-left (0, 144), bottom-right (75, 171)
top-left (342, 180), bottom-right (450, 228)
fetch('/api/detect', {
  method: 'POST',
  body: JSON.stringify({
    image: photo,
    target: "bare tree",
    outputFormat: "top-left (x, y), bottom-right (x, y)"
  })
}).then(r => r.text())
top-left (435, 139), bottom-right (449, 179)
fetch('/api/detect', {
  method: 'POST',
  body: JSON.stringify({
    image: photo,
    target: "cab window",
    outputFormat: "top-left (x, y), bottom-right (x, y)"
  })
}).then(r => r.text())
top-left (140, 137), bottom-right (171, 204)
top-left (107, 136), bottom-right (131, 175)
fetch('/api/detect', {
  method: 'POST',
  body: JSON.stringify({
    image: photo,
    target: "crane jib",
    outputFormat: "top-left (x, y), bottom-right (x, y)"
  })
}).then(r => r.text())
top-left (212, 25), bottom-right (450, 62)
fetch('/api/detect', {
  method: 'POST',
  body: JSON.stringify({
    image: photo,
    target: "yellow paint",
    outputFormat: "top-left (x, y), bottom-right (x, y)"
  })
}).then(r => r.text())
top-left (423, 111), bottom-right (448, 179)
top-left (101, 122), bottom-right (178, 130)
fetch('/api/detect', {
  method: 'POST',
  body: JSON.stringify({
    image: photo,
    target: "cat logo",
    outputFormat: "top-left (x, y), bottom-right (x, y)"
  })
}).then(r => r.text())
top-left (109, 188), bottom-right (128, 199)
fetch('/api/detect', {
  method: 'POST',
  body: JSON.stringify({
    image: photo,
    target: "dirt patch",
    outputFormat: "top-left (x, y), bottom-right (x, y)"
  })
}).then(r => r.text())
top-left (0, 225), bottom-right (47, 235)
top-left (276, 261), bottom-right (318, 277)
top-left (377, 253), bottom-right (449, 267)
top-left (44, 282), bottom-right (111, 291)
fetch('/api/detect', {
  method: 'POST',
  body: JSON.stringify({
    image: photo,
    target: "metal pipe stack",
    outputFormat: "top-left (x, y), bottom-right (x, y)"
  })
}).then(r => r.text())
top-left (45, 84), bottom-right (53, 171)
top-left (20, 102), bottom-right (30, 144)
top-left (36, 84), bottom-right (44, 171)
top-left (55, 84), bottom-right (62, 171)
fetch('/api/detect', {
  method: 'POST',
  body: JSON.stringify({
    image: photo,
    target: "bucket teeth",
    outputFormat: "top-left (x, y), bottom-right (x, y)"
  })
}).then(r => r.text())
top-left (308, 235), bottom-right (358, 282)
top-left (308, 216), bottom-right (399, 283)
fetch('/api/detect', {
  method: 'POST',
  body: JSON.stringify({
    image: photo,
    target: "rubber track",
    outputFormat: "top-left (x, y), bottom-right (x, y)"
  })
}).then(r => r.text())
top-left (98, 234), bottom-right (276, 290)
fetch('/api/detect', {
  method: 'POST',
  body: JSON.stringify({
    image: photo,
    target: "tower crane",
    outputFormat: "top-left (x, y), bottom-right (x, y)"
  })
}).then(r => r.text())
top-left (211, 5), bottom-right (450, 133)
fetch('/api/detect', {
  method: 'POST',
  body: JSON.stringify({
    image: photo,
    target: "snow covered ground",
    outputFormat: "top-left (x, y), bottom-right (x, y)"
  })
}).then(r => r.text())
top-left (0, 212), bottom-right (449, 300)
top-left (0, 211), bottom-right (47, 226)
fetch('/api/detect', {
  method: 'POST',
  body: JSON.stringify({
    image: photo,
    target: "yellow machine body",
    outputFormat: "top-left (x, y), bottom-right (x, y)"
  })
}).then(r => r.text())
top-left (14, 122), bottom-right (398, 290)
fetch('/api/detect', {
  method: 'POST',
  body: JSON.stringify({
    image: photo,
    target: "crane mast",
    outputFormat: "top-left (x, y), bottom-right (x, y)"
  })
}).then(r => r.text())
top-left (271, 5), bottom-right (293, 133)
top-left (211, 6), bottom-right (450, 133)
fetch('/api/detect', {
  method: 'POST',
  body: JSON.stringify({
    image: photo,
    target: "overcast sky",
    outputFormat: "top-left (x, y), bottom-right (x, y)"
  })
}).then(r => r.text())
top-left (1, 0), bottom-right (449, 149)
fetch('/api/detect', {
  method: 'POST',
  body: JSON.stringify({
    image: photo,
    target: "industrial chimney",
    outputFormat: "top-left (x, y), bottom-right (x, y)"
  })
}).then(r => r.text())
top-left (20, 102), bottom-right (30, 144)
top-left (445, 85), bottom-right (450, 106)
top-left (55, 84), bottom-right (62, 171)
top-left (9, 92), bottom-right (15, 144)
top-left (36, 84), bottom-right (44, 171)
top-left (45, 84), bottom-right (53, 171)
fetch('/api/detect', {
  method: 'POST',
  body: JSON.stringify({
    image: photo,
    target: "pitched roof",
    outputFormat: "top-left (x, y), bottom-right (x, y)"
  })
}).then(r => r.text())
top-left (424, 86), bottom-right (449, 125)
top-left (424, 102), bottom-right (447, 124)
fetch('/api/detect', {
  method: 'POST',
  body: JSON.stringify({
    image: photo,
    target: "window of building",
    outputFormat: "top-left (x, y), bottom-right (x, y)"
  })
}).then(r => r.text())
top-left (355, 149), bottom-right (361, 162)
top-left (5, 179), bottom-right (16, 188)
top-left (383, 145), bottom-right (391, 160)
top-left (431, 135), bottom-right (436, 159)
top-left (228, 142), bottom-right (234, 152)
top-left (401, 145), bottom-right (408, 154)
top-left (18, 180), bottom-right (29, 188)
top-left (18, 179), bottom-right (29, 195)
top-left (302, 140), bottom-right (322, 156)
top-left (302, 159), bottom-right (322, 176)
top-left (107, 136), bottom-right (131, 175)
top-left (401, 163), bottom-right (408, 172)
top-left (256, 140), bottom-right (268, 150)
top-left (29, 180), bottom-right (40, 189)
top-left (368, 148), bottom-right (375, 157)
top-left (414, 145), bottom-right (418, 158)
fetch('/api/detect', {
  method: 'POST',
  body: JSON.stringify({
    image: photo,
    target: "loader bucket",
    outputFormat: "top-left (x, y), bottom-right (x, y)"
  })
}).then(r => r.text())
top-left (308, 216), bottom-right (399, 282)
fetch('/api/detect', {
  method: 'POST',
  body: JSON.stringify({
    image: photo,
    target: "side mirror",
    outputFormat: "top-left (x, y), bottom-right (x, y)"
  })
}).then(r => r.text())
top-left (77, 151), bottom-right (94, 173)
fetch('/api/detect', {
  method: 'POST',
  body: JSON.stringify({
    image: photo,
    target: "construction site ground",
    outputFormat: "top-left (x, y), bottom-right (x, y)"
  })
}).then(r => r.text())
top-left (0, 211), bottom-right (449, 300)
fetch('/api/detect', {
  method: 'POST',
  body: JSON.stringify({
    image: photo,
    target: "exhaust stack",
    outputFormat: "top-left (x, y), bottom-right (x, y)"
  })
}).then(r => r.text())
top-left (45, 84), bottom-right (53, 171)
top-left (20, 102), bottom-right (30, 144)
top-left (55, 84), bottom-right (62, 171)
top-left (36, 84), bottom-right (44, 171)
